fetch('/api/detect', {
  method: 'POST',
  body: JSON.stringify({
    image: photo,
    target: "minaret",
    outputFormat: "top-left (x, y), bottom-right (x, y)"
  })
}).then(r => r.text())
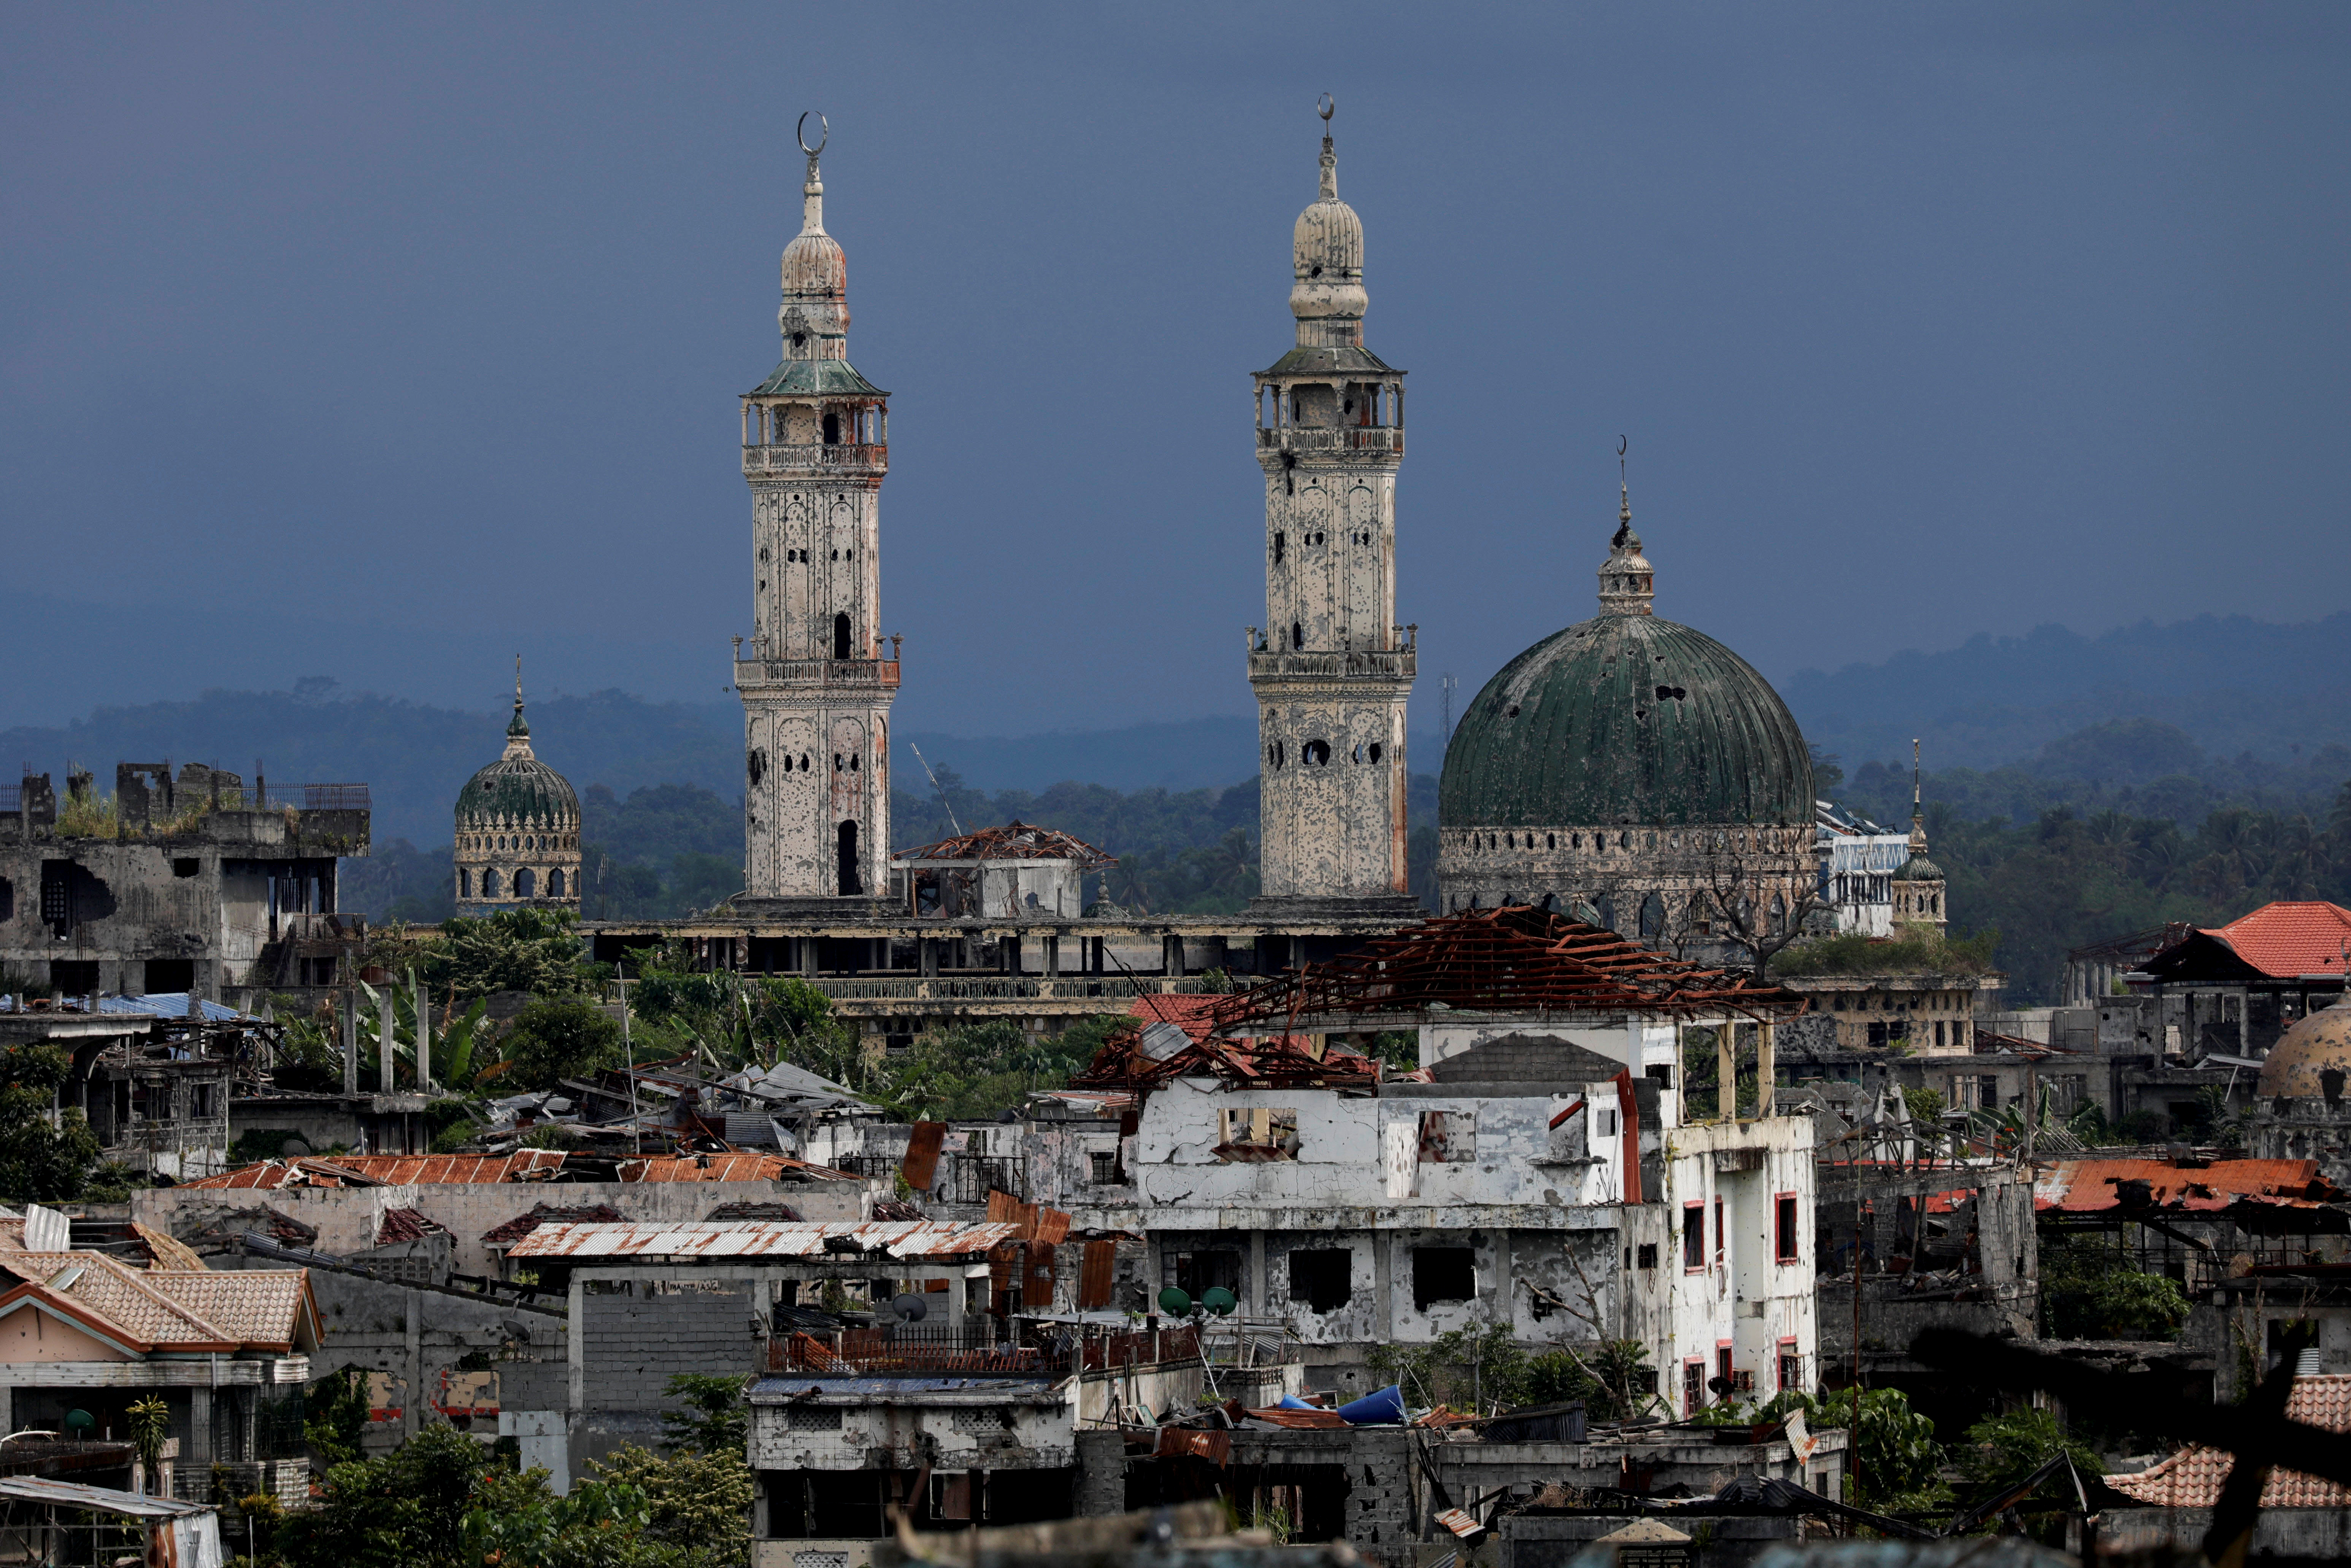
top-left (1249, 99), bottom-right (1417, 914)
top-left (736, 114), bottom-right (896, 906)
top-left (1891, 739), bottom-right (1947, 932)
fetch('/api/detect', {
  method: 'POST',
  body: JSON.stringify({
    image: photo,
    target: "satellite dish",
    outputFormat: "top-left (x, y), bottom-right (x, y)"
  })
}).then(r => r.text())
top-left (890, 1293), bottom-right (929, 1323)
top-left (1200, 1286), bottom-right (1237, 1317)
top-left (63, 1410), bottom-right (93, 1435)
top-left (1156, 1286), bottom-right (1192, 1317)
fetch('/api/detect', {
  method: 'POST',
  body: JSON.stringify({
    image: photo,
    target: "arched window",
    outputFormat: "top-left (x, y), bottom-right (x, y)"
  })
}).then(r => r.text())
top-left (822, 409), bottom-right (841, 444)
top-left (837, 821), bottom-right (863, 896)
top-left (1367, 742), bottom-right (1382, 764)
top-left (482, 868), bottom-right (501, 898)
top-left (548, 868), bottom-right (565, 898)
top-left (515, 868), bottom-right (536, 899)
top-left (1291, 622), bottom-right (1303, 650)
top-left (833, 613), bottom-right (852, 659)
top-left (1638, 893), bottom-right (1665, 940)
top-left (1303, 740), bottom-right (1330, 766)
top-left (459, 868), bottom-right (471, 898)
top-left (1770, 892), bottom-right (1788, 935)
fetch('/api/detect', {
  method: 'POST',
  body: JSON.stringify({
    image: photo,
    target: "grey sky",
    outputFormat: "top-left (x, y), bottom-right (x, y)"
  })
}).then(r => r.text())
top-left (4, 4), bottom-right (2344, 737)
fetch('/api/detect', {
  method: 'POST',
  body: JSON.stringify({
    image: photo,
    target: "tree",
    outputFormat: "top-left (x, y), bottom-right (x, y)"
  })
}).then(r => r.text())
top-left (1959, 1407), bottom-right (2103, 1493)
top-left (424, 908), bottom-right (591, 1000)
top-left (2040, 1237), bottom-right (2189, 1339)
top-left (590, 1446), bottom-right (754, 1568)
top-left (659, 1374), bottom-right (749, 1457)
top-left (0, 1045), bottom-right (103, 1202)
top-left (501, 1000), bottom-right (625, 1092)
top-left (278, 1424), bottom-right (494, 1568)
top-left (461, 1472), bottom-right (682, 1568)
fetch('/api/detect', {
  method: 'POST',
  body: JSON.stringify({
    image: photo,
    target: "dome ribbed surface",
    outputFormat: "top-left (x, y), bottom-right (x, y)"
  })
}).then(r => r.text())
top-left (1893, 854), bottom-right (1945, 882)
top-left (1440, 613), bottom-right (1813, 828)
top-left (456, 753), bottom-right (578, 827)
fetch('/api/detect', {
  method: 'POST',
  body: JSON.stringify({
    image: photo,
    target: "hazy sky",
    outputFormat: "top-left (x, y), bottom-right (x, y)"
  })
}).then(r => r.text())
top-left (5, 4), bottom-right (2345, 736)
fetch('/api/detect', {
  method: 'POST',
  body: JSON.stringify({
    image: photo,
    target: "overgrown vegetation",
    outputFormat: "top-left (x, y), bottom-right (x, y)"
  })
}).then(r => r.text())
top-left (0, 1045), bottom-right (104, 1202)
top-left (2039, 1235), bottom-right (2191, 1341)
top-left (1769, 926), bottom-right (2001, 979)
top-left (1366, 1325), bottom-right (1662, 1423)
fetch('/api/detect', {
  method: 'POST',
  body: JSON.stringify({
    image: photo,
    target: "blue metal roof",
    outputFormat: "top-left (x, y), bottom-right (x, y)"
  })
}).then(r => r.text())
top-left (98, 993), bottom-right (257, 1023)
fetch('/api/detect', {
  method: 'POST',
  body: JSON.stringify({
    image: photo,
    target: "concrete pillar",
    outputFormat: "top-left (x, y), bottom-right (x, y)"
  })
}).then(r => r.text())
top-left (341, 991), bottom-right (359, 1096)
top-left (1044, 936), bottom-right (1059, 979)
top-left (1717, 1025), bottom-right (1737, 1122)
top-left (1248, 1230), bottom-right (1266, 1316)
top-left (1757, 1022), bottom-right (1776, 1117)
top-left (1372, 1233), bottom-right (1393, 1343)
top-left (413, 971), bottom-right (430, 1094)
top-left (188, 1386), bottom-right (213, 1470)
top-left (1162, 935), bottom-right (1184, 977)
top-left (403, 1289), bottom-right (422, 1440)
top-left (378, 989), bottom-right (397, 1095)
top-left (920, 938), bottom-right (938, 978)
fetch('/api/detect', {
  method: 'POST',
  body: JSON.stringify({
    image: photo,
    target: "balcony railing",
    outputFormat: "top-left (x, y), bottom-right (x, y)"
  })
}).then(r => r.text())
top-left (804, 976), bottom-right (1210, 1001)
top-left (1247, 649), bottom-right (1417, 680)
top-left (733, 657), bottom-right (901, 690)
top-left (1257, 427), bottom-right (1403, 455)
top-left (742, 443), bottom-right (887, 475)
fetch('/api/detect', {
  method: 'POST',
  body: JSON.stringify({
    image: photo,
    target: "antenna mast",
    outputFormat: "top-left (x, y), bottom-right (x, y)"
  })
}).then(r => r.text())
top-left (909, 742), bottom-right (962, 836)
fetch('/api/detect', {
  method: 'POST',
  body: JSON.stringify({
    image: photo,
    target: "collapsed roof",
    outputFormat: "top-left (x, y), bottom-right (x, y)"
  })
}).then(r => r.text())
top-left (894, 820), bottom-right (1116, 868)
top-left (1211, 907), bottom-right (1811, 1031)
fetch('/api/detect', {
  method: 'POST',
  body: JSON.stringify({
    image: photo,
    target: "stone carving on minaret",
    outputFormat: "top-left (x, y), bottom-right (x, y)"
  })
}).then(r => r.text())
top-left (735, 114), bottom-right (898, 907)
top-left (1248, 98), bottom-right (1418, 915)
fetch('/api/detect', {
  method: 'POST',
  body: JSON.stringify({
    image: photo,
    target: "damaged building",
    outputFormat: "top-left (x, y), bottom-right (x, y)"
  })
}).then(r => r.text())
top-left (0, 760), bottom-right (370, 1011)
top-left (1053, 907), bottom-right (1822, 1414)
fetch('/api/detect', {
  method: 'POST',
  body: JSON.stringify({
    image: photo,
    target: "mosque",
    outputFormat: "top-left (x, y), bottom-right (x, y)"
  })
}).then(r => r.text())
top-left (451, 674), bottom-right (581, 917)
top-left (537, 103), bottom-right (1940, 981)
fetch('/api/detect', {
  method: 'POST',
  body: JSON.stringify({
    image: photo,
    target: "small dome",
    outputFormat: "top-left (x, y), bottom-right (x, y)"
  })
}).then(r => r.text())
top-left (1892, 855), bottom-right (1945, 882)
top-left (1289, 133), bottom-right (1367, 344)
top-left (2257, 999), bottom-right (2351, 1097)
top-left (456, 701), bottom-right (579, 828)
top-left (775, 152), bottom-right (848, 359)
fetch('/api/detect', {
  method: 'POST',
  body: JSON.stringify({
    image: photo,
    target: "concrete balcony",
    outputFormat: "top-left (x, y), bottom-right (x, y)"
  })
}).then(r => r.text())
top-left (1247, 648), bottom-right (1416, 681)
top-left (1256, 426), bottom-right (1403, 457)
top-left (733, 657), bottom-right (901, 691)
top-left (741, 442), bottom-right (887, 477)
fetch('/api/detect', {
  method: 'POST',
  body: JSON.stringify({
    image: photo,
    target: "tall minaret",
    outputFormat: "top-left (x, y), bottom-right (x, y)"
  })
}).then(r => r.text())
top-left (1249, 100), bottom-right (1417, 914)
top-left (737, 115), bottom-right (896, 905)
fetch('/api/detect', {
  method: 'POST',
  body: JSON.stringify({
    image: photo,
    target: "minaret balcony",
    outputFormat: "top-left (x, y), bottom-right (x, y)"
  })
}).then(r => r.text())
top-left (1247, 648), bottom-right (1416, 681)
top-left (743, 442), bottom-right (888, 477)
top-left (1257, 427), bottom-right (1403, 457)
top-left (735, 654), bottom-right (901, 692)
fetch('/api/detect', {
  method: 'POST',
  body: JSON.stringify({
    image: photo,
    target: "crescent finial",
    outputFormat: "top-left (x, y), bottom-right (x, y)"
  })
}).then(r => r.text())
top-left (797, 111), bottom-right (829, 159)
top-left (1317, 93), bottom-right (1335, 124)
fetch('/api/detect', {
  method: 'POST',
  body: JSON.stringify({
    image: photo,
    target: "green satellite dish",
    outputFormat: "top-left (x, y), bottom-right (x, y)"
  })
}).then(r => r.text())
top-left (1156, 1286), bottom-right (1192, 1317)
top-left (63, 1410), bottom-right (93, 1435)
top-left (1199, 1286), bottom-right (1238, 1317)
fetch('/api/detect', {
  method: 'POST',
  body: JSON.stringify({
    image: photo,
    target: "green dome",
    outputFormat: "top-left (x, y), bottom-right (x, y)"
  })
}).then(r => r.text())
top-left (1892, 854), bottom-right (1944, 882)
top-left (456, 707), bottom-right (578, 827)
top-left (1440, 612), bottom-right (1813, 828)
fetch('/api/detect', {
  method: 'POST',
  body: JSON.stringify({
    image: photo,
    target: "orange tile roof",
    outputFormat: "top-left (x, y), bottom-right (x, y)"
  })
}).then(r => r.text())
top-left (2033, 1158), bottom-right (2337, 1213)
top-left (2107, 1376), bottom-right (2351, 1508)
top-left (0, 1254), bottom-right (231, 1348)
top-left (143, 1270), bottom-right (319, 1351)
top-left (2203, 901), bottom-right (2351, 981)
top-left (313, 1152), bottom-right (570, 1185)
top-left (1127, 993), bottom-right (1227, 1043)
top-left (615, 1153), bottom-right (858, 1182)
top-left (0, 1252), bottom-right (319, 1354)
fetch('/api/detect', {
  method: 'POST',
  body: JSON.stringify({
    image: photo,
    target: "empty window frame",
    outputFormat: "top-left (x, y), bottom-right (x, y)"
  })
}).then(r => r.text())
top-left (1215, 1107), bottom-right (1299, 1160)
top-left (1683, 1202), bottom-right (1706, 1271)
top-left (1164, 1251), bottom-right (1242, 1298)
top-left (1714, 1197), bottom-right (1726, 1268)
top-left (1775, 1193), bottom-right (1800, 1263)
top-left (1636, 1243), bottom-right (1658, 1270)
top-left (1288, 1249), bottom-right (1351, 1312)
top-left (1416, 1109), bottom-right (1475, 1163)
top-left (1683, 1359), bottom-right (1706, 1417)
top-left (1778, 1339), bottom-right (1802, 1394)
top-left (1088, 1151), bottom-right (1119, 1184)
top-left (1410, 1247), bottom-right (1475, 1311)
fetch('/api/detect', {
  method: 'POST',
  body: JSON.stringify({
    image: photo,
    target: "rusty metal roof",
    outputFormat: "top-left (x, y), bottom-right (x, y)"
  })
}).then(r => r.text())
top-left (1211, 906), bottom-right (1810, 1030)
top-left (179, 1149), bottom-right (856, 1190)
top-left (894, 820), bottom-right (1115, 868)
top-left (505, 1219), bottom-right (1023, 1262)
top-left (2034, 1157), bottom-right (2341, 1213)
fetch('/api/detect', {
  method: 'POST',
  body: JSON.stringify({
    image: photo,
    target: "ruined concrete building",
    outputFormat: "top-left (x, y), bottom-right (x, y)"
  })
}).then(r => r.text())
top-left (1056, 909), bottom-right (1822, 1412)
top-left (1248, 109), bottom-right (1418, 917)
top-left (736, 119), bottom-right (897, 909)
top-left (0, 761), bottom-right (369, 1008)
top-left (892, 822), bottom-right (1114, 922)
top-left (454, 674), bottom-right (581, 915)
top-left (1433, 493), bottom-right (1818, 968)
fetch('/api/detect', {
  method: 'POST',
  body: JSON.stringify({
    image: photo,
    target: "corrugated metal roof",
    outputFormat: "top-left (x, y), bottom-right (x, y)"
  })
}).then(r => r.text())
top-left (749, 1376), bottom-right (1057, 1400)
top-left (0, 1475), bottom-right (215, 1519)
top-left (180, 1149), bottom-right (857, 1191)
top-left (97, 993), bottom-right (257, 1023)
top-left (2106, 1375), bottom-right (2351, 1508)
top-left (2033, 1158), bottom-right (2335, 1212)
top-left (324, 1152), bottom-right (570, 1185)
top-left (506, 1219), bottom-right (1022, 1262)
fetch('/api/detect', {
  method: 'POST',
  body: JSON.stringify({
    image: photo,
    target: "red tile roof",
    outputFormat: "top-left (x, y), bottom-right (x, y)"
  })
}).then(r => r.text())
top-left (2106, 1376), bottom-right (2351, 1508)
top-left (0, 1252), bottom-right (320, 1354)
top-left (374, 1208), bottom-right (451, 1245)
top-left (481, 1203), bottom-right (623, 1247)
top-left (2202, 901), bottom-right (2351, 981)
top-left (2033, 1158), bottom-right (2340, 1213)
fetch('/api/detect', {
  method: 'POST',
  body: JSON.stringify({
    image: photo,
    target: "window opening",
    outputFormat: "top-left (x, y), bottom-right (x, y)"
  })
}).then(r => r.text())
top-left (833, 614), bottom-right (852, 659)
top-left (1215, 1106), bottom-right (1299, 1160)
top-left (837, 821), bottom-right (863, 896)
top-left (1289, 1249), bottom-right (1351, 1312)
top-left (1683, 1203), bottom-right (1705, 1270)
top-left (1410, 1247), bottom-right (1474, 1310)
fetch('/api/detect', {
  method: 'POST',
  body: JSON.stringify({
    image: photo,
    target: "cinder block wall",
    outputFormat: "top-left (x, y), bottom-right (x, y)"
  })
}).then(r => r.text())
top-left (582, 1284), bottom-right (757, 1411)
